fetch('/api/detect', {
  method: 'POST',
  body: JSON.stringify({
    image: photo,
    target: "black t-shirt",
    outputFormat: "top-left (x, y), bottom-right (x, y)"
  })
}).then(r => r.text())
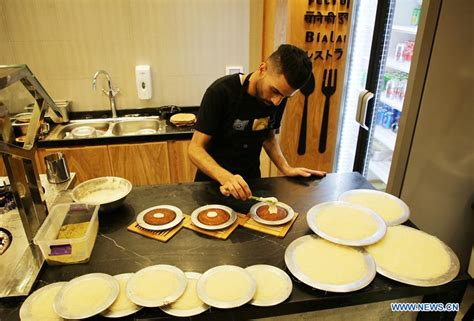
top-left (194, 74), bottom-right (286, 181)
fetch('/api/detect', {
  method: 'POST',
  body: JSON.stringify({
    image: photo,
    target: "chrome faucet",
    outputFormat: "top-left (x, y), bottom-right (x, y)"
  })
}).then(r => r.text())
top-left (92, 70), bottom-right (120, 118)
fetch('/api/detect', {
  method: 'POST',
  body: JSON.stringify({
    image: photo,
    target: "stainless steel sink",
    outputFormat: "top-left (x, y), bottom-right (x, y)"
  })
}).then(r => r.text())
top-left (44, 117), bottom-right (169, 140)
top-left (48, 121), bottom-right (111, 139)
top-left (112, 119), bottom-right (165, 136)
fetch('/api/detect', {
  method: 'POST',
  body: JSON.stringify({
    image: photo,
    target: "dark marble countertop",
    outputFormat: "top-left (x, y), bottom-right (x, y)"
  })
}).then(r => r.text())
top-left (37, 106), bottom-right (197, 148)
top-left (37, 122), bottom-right (194, 148)
top-left (0, 173), bottom-right (469, 320)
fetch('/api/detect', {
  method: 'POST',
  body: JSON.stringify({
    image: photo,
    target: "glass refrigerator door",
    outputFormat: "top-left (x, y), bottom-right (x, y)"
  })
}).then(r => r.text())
top-left (336, 0), bottom-right (422, 191)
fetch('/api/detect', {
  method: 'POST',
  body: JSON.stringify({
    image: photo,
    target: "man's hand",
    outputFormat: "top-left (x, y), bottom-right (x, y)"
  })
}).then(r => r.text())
top-left (283, 166), bottom-right (326, 178)
top-left (219, 174), bottom-right (252, 200)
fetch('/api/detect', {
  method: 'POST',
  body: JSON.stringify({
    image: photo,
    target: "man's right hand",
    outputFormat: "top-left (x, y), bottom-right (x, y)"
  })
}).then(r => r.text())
top-left (219, 174), bottom-right (252, 200)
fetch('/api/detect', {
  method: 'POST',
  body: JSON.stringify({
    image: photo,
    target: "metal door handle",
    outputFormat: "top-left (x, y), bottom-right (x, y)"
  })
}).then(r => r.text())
top-left (356, 90), bottom-right (374, 130)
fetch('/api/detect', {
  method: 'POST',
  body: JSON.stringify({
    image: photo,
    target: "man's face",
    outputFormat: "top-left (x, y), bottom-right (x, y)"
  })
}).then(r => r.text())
top-left (255, 63), bottom-right (298, 106)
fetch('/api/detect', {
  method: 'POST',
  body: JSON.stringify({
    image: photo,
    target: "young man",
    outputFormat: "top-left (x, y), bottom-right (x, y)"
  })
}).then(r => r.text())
top-left (188, 44), bottom-right (326, 200)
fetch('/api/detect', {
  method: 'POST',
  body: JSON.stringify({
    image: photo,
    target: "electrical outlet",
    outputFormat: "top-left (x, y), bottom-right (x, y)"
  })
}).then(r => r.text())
top-left (225, 66), bottom-right (244, 75)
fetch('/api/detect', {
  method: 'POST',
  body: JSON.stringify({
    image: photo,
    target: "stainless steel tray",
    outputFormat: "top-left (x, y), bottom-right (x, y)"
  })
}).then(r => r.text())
top-left (249, 201), bottom-right (295, 226)
top-left (306, 201), bottom-right (387, 246)
top-left (191, 205), bottom-right (236, 230)
top-left (284, 235), bottom-right (376, 293)
top-left (136, 205), bottom-right (183, 231)
top-left (196, 265), bottom-right (256, 309)
top-left (365, 226), bottom-right (460, 287)
top-left (338, 189), bottom-right (410, 226)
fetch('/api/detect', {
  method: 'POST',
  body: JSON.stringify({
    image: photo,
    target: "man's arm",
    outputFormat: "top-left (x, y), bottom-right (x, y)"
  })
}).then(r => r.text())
top-left (188, 130), bottom-right (252, 199)
top-left (263, 130), bottom-right (326, 177)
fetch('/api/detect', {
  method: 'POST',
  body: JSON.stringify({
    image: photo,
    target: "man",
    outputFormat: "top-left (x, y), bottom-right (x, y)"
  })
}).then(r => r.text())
top-left (188, 44), bottom-right (326, 200)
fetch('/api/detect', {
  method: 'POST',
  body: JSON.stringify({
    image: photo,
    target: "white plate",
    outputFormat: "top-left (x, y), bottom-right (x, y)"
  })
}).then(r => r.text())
top-left (20, 282), bottom-right (67, 321)
top-left (160, 272), bottom-right (210, 317)
top-left (338, 189), bottom-right (410, 226)
top-left (191, 204), bottom-right (236, 230)
top-left (101, 273), bottom-right (143, 318)
top-left (285, 235), bottom-right (376, 293)
top-left (196, 265), bottom-right (256, 309)
top-left (249, 202), bottom-right (295, 226)
top-left (306, 201), bottom-right (387, 246)
top-left (245, 265), bottom-right (292, 306)
top-left (136, 205), bottom-right (183, 231)
top-left (54, 273), bottom-right (119, 319)
top-left (126, 265), bottom-right (187, 307)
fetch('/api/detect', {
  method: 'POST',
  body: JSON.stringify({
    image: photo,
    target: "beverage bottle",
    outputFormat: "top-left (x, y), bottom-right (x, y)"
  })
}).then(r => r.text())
top-left (411, 6), bottom-right (421, 26)
top-left (398, 76), bottom-right (408, 100)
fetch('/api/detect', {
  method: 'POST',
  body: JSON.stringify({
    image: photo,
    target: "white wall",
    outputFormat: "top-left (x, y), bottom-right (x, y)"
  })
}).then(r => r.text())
top-left (0, 0), bottom-right (250, 111)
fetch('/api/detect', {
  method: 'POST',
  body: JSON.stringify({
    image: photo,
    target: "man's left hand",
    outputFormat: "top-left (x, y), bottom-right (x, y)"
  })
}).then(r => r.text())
top-left (283, 167), bottom-right (326, 178)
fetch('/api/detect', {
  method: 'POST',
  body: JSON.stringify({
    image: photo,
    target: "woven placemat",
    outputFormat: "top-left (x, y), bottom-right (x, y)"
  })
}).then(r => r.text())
top-left (183, 213), bottom-right (249, 240)
top-left (240, 212), bottom-right (299, 238)
top-left (127, 216), bottom-right (189, 242)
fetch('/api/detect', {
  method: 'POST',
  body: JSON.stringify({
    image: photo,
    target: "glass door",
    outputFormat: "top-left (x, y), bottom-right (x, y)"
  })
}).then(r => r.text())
top-left (365, 0), bottom-right (422, 190)
top-left (336, 0), bottom-right (422, 191)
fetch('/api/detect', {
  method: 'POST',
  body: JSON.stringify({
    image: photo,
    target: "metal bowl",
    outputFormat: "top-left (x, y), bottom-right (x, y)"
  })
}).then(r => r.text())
top-left (71, 177), bottom-right (132, 212)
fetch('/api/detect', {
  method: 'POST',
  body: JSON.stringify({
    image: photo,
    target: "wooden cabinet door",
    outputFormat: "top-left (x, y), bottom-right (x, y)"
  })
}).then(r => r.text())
top-left (36, 146), bottom-right (113, 183)
top-left (0, 158), bottom-right (7, 177)
top-left (167, 140), bottom-right (197, 183)
top-left (108, 142), bottom-right (171, 186)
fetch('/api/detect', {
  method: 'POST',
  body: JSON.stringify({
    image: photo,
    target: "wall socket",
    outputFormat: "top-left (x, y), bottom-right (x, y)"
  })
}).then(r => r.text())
top-left (225, 66), bottom-right (244, 75)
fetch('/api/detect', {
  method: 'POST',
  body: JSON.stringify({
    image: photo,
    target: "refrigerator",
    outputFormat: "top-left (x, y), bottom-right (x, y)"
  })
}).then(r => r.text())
top-left (336, 0), bottom-right (473, 270)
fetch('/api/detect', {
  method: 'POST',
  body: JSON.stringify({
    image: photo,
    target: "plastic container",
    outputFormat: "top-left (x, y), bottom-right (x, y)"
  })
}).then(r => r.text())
top-left (34, 203), bottom-right (100, 265)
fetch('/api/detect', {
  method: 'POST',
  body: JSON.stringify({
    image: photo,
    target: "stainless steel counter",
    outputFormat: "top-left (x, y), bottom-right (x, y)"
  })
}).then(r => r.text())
top-left (0, 174), bottom-right (76, 297)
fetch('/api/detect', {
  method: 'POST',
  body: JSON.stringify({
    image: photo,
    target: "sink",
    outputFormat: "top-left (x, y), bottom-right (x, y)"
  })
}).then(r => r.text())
top-left (44, 117), bottom-right (172, 140)
top-left (111, 119), bottom-right (165, 136)
top-left (49, 121), bottom-right (111, 140)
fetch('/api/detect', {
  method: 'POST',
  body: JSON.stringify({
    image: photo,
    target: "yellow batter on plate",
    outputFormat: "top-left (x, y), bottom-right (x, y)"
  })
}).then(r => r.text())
top-left (248, 269), bottom-right (289, 302)
top-left (129, 270), bottom-right (179, 301)
top-left (205, 271), bottom-right (252, 301)
top-left (344, 193), bottom-right (404, 223)
top-left (60, 277), bottom-right (113, 317)
top-left (315, 204), bottom-right (379, 240)
top-left (295, 237), bottom-right (367, 284)
top-left (366, 226), bottom-right (451, 280)
top-left (26, 284), bottom-right (64, 320)
top-left (105, 277), bottom-right (140, 314)
top-left (169, 279), bottom-right (204, 310)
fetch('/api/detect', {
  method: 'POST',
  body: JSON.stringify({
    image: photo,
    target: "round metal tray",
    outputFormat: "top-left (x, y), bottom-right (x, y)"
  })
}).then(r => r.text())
top-left (284, 235), bottom-right (376, 293)
top-left (20, 282), bottom-right (67, 321)
top-left (249, 202), bottom-right (295, 226)
top-left (101, 273), bottom-right (143, 318)
top-left (54, 273), bottom-right (119, 319)
top-left (126, 264), bottom-right (187, 307)
top-left (338, 189), bottom-right (410, 226)
top-left (245, 264), bottom-right (292, 306)
top-left (196, 265), bottom-right (256, 309)
top-left (191, 204), bottom-right (236, 230)
top-left (136, 205), bottom-right (183, 231)
top-left (306, 201), bottom-right (387, 246)
top-left (365, 226), bottom-right (460, 287)
top-left (160, 272), bottom-right (210, 317)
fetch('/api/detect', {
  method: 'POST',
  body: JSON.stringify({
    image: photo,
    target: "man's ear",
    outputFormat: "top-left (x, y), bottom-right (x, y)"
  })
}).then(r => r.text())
top-left (258, 62), bottom-right (268, 74)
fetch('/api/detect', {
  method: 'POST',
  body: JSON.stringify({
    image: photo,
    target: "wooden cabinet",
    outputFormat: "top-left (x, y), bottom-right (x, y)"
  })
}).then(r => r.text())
top-left (108, 142), bottom-right (171, 186)
top-left (167, 140), bottom-right (196, 183)
top-left (0, 158), bottom-right (7, 176)
top-left (31, 138), bottom-right (276, 187)
top-left (36, 146), bottom-right (113, 183)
